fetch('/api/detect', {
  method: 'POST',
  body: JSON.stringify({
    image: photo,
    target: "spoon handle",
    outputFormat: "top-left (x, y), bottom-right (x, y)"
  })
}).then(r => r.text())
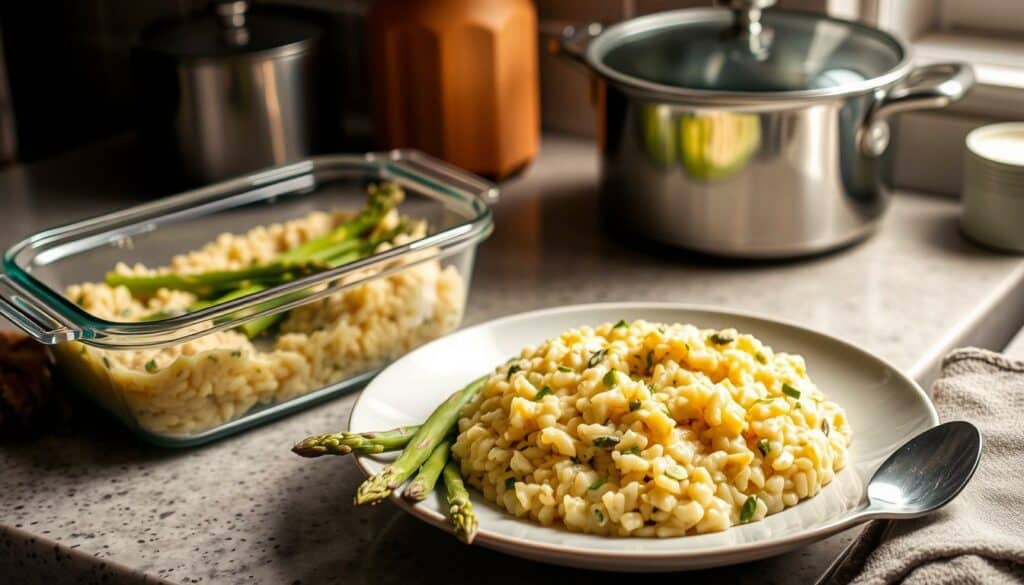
top-left (813, 520), bottom-right (895, 585)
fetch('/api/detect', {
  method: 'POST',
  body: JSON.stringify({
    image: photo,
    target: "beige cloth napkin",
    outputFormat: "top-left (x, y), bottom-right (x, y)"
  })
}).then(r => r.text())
top-left (827, 348), bottom-right (1024, 585)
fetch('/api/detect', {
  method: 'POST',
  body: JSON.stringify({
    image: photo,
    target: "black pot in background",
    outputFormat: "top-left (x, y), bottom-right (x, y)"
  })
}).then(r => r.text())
top-left (132, 0), bottom-right (338, 188)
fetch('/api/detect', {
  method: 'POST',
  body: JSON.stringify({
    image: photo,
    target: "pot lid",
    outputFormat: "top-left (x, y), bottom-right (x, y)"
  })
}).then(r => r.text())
top-left (588, 3), bottom-right (910, 103)
top-left (137, 0), bottom-right (321, 61)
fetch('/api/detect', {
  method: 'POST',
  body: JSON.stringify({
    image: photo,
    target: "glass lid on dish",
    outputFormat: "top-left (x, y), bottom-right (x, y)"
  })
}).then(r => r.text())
top-left (587, 1), bottom-right (910, 102)
top-left (0, 151), bottom-right (495, 349)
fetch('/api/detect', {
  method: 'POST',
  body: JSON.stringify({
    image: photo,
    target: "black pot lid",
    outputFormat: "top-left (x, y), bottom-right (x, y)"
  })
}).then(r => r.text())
top-left (587, 7), bottom-right (911, 103)
top-left (137, 1), bottom-right (321, 61)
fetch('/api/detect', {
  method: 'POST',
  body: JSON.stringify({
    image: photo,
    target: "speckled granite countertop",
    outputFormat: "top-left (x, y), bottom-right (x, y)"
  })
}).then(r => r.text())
top-left (2, 134), bottom-right (1024, 585)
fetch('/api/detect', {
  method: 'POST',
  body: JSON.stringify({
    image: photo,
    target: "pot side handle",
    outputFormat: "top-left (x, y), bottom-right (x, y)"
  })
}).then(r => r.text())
top-left (549, 22), bottom-right (605, 66)
top-left (860, 62), bottom-right (976, 157)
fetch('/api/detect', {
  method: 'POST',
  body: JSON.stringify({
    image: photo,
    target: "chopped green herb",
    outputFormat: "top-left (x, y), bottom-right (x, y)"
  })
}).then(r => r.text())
top-left (793, 402), bottom-right (802, 411)
top-left (755, 398), bottom-right (774, 405)
top-left (665, 466), bottom-right (687, 481)
top-left (740, 495), bottom-right (758, 523)
top-left (144, 359), bottom-right (158, 374)
top-left (588, 349), bottom-right (608, 368)
top-left (230, 350), bottom-right (242, 358)
top-left (534, 386), bottom-right (552, 400)
top-left (624, 446), bottom-right (641, 456)
top-left (658, 326), bottom-right (666, 334)
top-left (505, 477), bottom-right (515, 490)
top-left (757, 439), bottom-right (771, 456)
top-left (589, 478), bottom-right (606, 491)
top-left (782, 383), bottom-right (801, 399)
top-left (570, 456), bottom-right (582, 464)
top-left (821, 419), bottom-right (830, 436)
top-left (647, 383), bottom-right (657, 393)
top-left (593, 436), bottom-right (620, 448)
top-left (629, 399), bottom-right (642, 412)
top-left (557, 365), bottom-right (573, 373)
top-left (593, 508), bottom-right (605, 524)
top-left (661, 404), bottom-right (672, 418)
top-left (603, 369), bottom-right (618, 387)
top-left (646, 350), bottom-right (654, 371)
top-left (101, 356), bottom-right (111, 369)
top-left (708, 332), bottom-right (735, 345)
top-left (756, 352), bottom-right (767, 364)
top-left (613, 319), bottom-right (629, 329)
top-left (207, 355), bottom-right (218, 363)
top-left (506, 364), bottom-right (522, 380)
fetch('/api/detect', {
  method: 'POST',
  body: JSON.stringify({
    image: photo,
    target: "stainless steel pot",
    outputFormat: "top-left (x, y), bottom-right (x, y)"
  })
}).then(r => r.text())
top-left (133, 1), bottom-right (327, 186)
top-left (559, 1), bottom-right (974, 257)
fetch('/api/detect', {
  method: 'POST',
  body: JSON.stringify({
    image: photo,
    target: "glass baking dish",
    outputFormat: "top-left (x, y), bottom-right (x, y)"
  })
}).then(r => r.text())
top-left (0, 150), bottom-right (495, 446)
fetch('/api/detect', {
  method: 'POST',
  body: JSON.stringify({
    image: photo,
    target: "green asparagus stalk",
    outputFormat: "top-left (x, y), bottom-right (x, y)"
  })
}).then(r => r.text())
top-left (237, 219), bottom-right (412, 338)
top-left (107, 183), bottom-right (403, 298)
top-left (403, 439), bottom-right (452, 502)
top-left (105, 261), bottom-right (327, 297)
top-left (354, 375), bottom-right (487, 505)
top-left (278, 182), bottom-right (404, 262)
top-left (189, 284), bottom-right (267, 312)
top-left (292, 425), bottom-right (422, 457)
top-left (443, 459), bottom-right (479, 544)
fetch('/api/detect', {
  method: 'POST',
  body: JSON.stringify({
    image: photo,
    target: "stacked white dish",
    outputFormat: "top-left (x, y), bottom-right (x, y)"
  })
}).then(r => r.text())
top-left (962, 122), bottom-right (1024, 252)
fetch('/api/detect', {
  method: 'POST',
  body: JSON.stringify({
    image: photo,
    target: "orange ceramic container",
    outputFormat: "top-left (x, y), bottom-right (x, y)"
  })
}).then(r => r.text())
top-left (368, 0), bottom-right (540, 178)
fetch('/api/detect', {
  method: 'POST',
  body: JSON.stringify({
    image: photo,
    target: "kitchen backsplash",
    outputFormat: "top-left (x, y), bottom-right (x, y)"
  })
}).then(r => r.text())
top-left (0, 0), bottom-right (831, 161)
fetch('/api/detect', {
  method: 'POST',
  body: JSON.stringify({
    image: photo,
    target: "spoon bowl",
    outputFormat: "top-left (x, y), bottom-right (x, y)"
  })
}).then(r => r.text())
top-left (863, 420), bottom-right (982, 519)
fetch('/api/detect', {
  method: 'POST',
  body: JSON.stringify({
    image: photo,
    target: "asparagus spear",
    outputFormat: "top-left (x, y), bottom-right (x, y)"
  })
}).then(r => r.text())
top-left (106, 183), bottom-right (404, 298)
top-left (292, 425), bottom-right (422, 457)
top-left (278, 182), bottom-right (404, 262)
top-left (105, 261), bottom-right (326, 297)
top-left (354, 375), bottom-right (487, 505)
top-left (403, 439), bottom-right (452, 502)
top-left (189, 284), bottom-right (267, 312)
top-left (443, 459), bottom-right (479, 544)
top-left (237, 219), bottom-right (412, 338)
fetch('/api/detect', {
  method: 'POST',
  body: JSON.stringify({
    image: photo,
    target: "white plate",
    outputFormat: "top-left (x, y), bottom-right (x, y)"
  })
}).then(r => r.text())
top-left (350, 303), bottom-right (937, 571)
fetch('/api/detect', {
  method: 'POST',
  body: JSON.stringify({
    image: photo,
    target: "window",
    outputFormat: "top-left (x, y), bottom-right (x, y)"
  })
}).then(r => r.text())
top-left (869, 0), bottom-right (1024, 194)
top-left (878, 0), bottom-right (1024, 95)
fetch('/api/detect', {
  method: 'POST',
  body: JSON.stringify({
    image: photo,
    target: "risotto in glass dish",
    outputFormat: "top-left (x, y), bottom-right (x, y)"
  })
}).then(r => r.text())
top-left (451, 320), bottom-right (852, 537)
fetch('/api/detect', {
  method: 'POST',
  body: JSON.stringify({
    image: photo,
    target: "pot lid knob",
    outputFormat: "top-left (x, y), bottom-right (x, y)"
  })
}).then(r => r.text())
top-left (727, 0), bottom-right (776, 36)
top-left (214, 0), bottom-right (250, 46)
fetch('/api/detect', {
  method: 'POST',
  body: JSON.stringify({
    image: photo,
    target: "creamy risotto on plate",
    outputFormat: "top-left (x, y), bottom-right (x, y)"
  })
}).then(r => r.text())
top-left (451, 320), bottom-right (851, 537)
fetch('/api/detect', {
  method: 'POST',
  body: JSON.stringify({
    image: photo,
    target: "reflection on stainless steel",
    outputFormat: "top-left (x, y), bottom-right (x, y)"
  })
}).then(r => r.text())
top-left (601, 91), bottom-right (888, 257)
top-left (167, 51), bottom-right (319, 184)
top-left (863, 421), bottom-right (981, 518)
top-left (558, 8), bottom-right (974, 257)
top-left (133, 1), bottom-right (324, 186)
top-left (638, 108), bottom-right (760, 178)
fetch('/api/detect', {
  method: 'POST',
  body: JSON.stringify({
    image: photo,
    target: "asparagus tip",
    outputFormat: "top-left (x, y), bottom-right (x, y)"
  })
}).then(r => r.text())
top-left (450, 504), bottom-right (479, 544)
top-left (354, 470), bottom-right (396, 505)
top-left (291, 434), bottom-right (352, 458)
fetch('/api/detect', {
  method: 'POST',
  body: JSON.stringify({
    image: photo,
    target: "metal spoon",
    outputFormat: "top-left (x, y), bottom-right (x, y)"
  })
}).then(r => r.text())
top-left (862, 420), bottom-right (982, 519)
top-left (816, 420), bottom-right (982, 584)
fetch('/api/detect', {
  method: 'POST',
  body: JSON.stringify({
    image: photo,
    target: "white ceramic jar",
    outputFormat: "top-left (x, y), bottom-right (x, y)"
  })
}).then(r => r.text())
top-left (962, 123), bottom-right (1024, 252)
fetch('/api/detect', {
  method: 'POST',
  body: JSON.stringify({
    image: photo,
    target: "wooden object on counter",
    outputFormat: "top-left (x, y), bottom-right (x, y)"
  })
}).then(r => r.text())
top-left (368, 0), bottom-right (540, 179)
